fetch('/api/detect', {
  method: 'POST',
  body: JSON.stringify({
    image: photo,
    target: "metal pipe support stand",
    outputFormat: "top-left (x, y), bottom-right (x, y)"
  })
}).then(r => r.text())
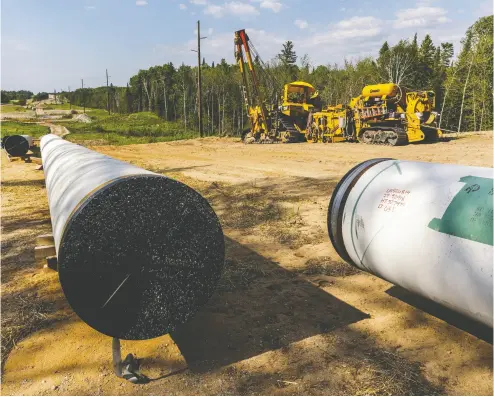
top-left (112, 338), bottom-right (149, 384)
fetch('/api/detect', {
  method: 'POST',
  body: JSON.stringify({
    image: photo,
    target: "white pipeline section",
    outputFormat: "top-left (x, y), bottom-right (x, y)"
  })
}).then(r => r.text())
top-left (328, 159), bottom-right (493, 327)
top-left (40, 134), bottom-right (224, 340)
top-left (40, 134), bottom-right (154, 253)
top-left (4, 135), bottom-right (34, 157)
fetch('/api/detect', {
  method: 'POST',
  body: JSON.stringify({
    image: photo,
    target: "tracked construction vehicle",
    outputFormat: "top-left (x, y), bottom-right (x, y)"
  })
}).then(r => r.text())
top-left (349, 83), bottom-right (442, 146)
top-left (307, 83), bottom-right (442, 146)
top-left (235, 29), bottom-right (320, 143)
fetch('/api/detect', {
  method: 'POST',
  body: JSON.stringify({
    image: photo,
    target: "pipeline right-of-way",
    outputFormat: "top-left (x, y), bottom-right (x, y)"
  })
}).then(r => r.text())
top-left (328, 158), bottom-right (493, 327)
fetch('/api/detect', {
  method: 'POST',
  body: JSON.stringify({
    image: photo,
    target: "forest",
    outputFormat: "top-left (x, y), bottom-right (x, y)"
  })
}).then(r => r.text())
top-left (61, 15), bottom-right (492, 135)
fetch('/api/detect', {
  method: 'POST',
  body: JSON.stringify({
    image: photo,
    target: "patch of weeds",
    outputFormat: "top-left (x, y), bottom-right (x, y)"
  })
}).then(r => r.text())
top-left (218, 258), bottom-right (268, 291)
top-left (1, 291), bottom-right (53, 365)
top-left (298, 256), bottom-right (360, 277)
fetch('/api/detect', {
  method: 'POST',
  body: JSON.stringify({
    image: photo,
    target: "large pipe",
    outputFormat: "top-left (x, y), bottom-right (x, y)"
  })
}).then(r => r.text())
top-left (4, 135), bottom-right (34, 157)
top-left (40, 134), bottom-right (224, 340)
top-left (328, 159), bottom-right (493, 327)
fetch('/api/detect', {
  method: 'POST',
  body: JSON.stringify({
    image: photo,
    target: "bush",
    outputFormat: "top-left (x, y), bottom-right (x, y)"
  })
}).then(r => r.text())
top-left (33, 92), bottom-right (49, 101)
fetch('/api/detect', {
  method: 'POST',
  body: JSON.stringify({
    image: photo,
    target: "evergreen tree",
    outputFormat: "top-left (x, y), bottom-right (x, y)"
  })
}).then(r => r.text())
top-left (278, 41), bottom-right (297, 66)
top-left (440, 43), bottom-right (454, 67)
top-left (378, 41), bottom-right (390, 58)
top-left (419, 34), bottom-right (435, 66)
top-left (411, 33), bottom-right (418, 54)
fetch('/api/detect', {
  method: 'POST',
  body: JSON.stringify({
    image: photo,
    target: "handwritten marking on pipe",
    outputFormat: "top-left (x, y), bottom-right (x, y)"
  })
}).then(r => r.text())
top-left (350, 160), bottom-right (400, 270)
top-left (377, 188), bottom-right (411, 212)
top-left (428, 176), bottom-right (493, 246)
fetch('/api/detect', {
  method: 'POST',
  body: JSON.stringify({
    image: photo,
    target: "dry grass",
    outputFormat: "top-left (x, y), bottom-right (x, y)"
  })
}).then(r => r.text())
top-left (351, 347), bottom-right (443, 395)
top-left (1, 291), bottom-right (53, 364)
top-left (298, 256), bottom-right (360, 277)
top-left (217, 257), bottom-right (269, 292)
top-left (206, 181), bottom-right (312, 249)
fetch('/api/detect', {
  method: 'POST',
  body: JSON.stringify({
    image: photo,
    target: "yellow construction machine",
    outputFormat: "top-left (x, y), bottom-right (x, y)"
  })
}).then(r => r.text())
top-left (309, 83), bottom-right (442, 146)
top-left (306, 105), bottom-right (350, 143)
top-left (234, 29), bottom-right (320, 143)
top-left (350, 83), bottom-right (442, 145)
top-left (234, 29), bottom-right (442, 146)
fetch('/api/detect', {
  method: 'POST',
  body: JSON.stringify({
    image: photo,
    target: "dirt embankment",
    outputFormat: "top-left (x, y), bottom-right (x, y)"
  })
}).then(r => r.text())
top-left (1, 134), bottom-right (492, 395)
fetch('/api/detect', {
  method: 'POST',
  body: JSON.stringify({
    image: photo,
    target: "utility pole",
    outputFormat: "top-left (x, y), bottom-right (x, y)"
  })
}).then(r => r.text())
top-left (106, 69), bottom-right (110, 115)
top-left (54, 89), bottom-right (57, 104)
top-left (81, 79), bottom-right (85, 114)
top-left (68, 86), bottom-right (72, 109)
top-left (191, 21), bottom-right (207, 137)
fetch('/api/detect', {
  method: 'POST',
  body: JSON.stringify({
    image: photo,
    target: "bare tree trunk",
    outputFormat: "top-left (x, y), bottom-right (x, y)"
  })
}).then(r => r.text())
top-left (183, 78), bottom-right (187, 132)
top-left (162, 77), bottom-right (168, 121)
top-left (142, 79), bottom-right (151, 111)
top-left (218, 93), bottom-right (221, 136)
top-left (473, 91), bottom-right (477, 131)
top-left (206, 90), bottom-right (210, 136)
top-left (439, 62), bottom-right (457, 129)
top-left (458, 54), bottom-right (474, 132)
top-left (114, 91), bottom-right (120, 113)
top-left (480, 98), bottom-right (485, 131)
top-left (222, 89), bottom-right (226, 136)
top-left (210, 91), bottom-right (214, 135)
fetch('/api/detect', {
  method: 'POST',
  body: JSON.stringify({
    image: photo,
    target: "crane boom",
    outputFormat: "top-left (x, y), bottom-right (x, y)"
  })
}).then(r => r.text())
top-left (234, 29), bottom-right (270, 134)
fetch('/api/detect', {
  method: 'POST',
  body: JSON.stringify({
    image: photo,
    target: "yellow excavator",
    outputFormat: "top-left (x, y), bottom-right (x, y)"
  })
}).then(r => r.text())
top-left (234, 29), bottom-right (320, 143)
top-left (307, 83), bottom-right (442, 146)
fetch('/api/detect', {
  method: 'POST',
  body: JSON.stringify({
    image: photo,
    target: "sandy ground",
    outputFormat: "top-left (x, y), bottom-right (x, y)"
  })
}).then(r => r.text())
top-left (1, 135), bottom-right (493, 395)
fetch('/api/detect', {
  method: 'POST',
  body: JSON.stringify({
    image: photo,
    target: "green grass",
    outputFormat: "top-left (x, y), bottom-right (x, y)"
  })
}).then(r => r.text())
top-left (1, 122), bottom-right (50, 138)
top-left (59, 111), bottom-right (199, 145)
top-left (41, 103), bottom-right (84, 110)
top-left (1, 104), bottom-right (27, 113)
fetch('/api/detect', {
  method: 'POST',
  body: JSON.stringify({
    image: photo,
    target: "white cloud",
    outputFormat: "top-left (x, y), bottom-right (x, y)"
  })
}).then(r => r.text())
top-left (84, 5), bottom-right (96, 10)
top-left (190, 0), bottom-right (208, 4)
top-left (205, 4), bottom-right (224, 17)
top-left (295, 16), bottom-right (385, 65)
top-left (393, 6), bottom-right (450, 29)
top-left (136, 0), bottom-right (148, 5)
top-left (294, 19), bottom-right (308, 29)
top-left (154, 28), bottom-right (285, 66)
top-left (205, 2), bottom-right (259, 18)
top-left (260, 0), bottom-right (282, 13)
top-left (179, 3), bottom-right (187, 10)
top-left (226, 2), bottom-right (259, 15)
top-left (326, 16), bottom-right (383, 40)
top-left (340, 7), bottom-right (346, 11)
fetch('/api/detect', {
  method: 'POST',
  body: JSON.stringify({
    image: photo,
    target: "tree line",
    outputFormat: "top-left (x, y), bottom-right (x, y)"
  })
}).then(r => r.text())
top-left (1, 90), bottom-right (34, 105)
top-left (63, 15), bottom-right (492, 134)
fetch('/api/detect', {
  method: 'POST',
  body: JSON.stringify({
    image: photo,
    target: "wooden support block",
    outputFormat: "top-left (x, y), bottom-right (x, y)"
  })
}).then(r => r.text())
top-left (36, 234), bottom-right (54, 246)
top-left (34, 245), bottom-right (56, 260)
top-left (45, 256), bottom-right (58, 271)
top-left (29, 157), bottom-right (42, 165)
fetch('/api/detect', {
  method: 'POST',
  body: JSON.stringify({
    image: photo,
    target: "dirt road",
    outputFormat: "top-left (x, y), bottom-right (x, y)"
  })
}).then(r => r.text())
top-left (2, 135), bottom-right (492, 395)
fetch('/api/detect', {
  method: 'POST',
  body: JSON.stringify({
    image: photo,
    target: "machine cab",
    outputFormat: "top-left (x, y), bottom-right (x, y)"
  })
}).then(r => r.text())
top-left (280, 81), bottom-right (320, 115)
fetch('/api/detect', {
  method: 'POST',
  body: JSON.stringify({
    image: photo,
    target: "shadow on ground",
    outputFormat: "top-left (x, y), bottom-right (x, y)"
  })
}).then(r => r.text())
top-left (386, 286), bottom-right (493, 344)
top-left (171, 237), bottom-right (369, 372)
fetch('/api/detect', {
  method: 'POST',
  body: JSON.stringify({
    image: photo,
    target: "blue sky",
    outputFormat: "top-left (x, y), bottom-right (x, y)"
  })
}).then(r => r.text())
top-left (2, 0), bottom-right (492, 92)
